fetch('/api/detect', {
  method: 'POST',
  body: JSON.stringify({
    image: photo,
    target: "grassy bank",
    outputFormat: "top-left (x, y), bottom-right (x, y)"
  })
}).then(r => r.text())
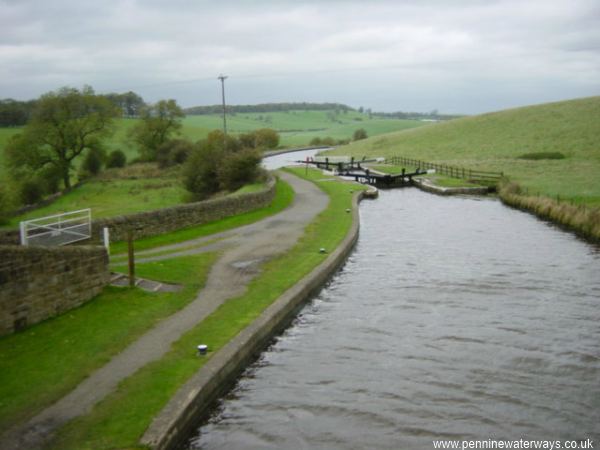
top-left (47, 169), bottom-right (366, 450)
top-left (0, 253), bottom-right (218, 432)
top-left (328, 97), bottom-right (600, 207)
top-left (499, 181), bottom-right (600, 241)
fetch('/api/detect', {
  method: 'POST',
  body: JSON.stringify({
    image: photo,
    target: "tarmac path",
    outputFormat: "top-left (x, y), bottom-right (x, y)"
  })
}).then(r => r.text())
top-left (1, 170), bottom-right (328, 450)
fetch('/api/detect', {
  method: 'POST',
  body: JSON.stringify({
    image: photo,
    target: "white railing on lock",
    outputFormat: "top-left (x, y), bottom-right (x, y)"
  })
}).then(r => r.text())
top-left (20, 209), bottom-right (92, 247)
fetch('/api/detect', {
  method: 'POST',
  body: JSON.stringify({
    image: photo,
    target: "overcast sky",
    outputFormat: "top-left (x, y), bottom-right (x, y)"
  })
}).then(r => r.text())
top-left (1, 0), bottom-right (599, 114)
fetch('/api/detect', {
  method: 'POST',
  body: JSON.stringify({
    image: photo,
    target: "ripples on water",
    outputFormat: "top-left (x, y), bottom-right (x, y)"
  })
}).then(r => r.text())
top-left (185, 188), bottom-right (600, 449)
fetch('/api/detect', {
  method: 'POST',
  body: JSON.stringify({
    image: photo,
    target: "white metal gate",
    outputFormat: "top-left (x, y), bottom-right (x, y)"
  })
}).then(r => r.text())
top-left (20, 209), bottom-right (92, 246)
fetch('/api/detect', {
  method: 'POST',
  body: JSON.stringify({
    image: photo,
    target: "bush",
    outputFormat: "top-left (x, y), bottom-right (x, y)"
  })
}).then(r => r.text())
top-left (254, 128), bottom-right (279, 149)
top-left (182, 142), bottom-right (223, 200)
top-left (218, 149), bottom-right (263, 191)
top-left (82, 148), bottom-right (105, 175)
top-left (206, 130), bottom-right (241, 152)
top-left (353, 128), bottom-right (368, 141)
top-left (182, 135), bottom-right (265, 199)
top-left (239, 132), bottom-right (257, 149)
top-left (321, 137), bottom-right (336, 146)
top-left (37, 165), bottom-right (62, 194)
top-left (156, 139), bottom-right (194, 168)
top-left (309, 137), bottom-right (322, 146)
top-left (19, 179), bottom-right (44, 205)
top-left (106, 150), bottom-right (127, 168)
top-left (0, 185), bottom-right (14, 225)
top-left (517, 152), bottom-right (566, 160)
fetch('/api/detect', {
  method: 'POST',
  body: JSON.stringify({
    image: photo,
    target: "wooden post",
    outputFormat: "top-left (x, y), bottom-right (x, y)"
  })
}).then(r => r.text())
top-left (127, 231), bottom-right (135, 288)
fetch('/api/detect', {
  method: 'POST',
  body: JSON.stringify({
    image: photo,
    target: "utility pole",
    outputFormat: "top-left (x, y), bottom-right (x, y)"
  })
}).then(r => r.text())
top-left (218, 74), bottom-right (228, 148)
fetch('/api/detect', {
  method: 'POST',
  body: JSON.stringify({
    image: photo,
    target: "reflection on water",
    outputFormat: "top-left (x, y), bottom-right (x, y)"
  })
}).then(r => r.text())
top-left (185, 187), bottom-right (600, 450)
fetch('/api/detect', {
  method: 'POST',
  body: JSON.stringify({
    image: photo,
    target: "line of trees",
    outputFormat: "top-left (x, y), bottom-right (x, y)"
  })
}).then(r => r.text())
top-left (0, 91), bottom-right (146, 127)
top-left (185, 102), bottom-right (354, 115)
top-left (372, 110), bottom-right (463, 121)
top-left (0, 99), bottom-right (37, 126)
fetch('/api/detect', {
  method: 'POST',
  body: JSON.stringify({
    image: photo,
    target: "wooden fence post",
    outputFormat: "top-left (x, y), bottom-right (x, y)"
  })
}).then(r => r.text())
top-left (128, 231), bottom-right (135, 288)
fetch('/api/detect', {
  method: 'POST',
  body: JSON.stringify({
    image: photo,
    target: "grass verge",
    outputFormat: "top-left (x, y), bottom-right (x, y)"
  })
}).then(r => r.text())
top-left (110, 177), bottom-right (294, 254)
top-left (0, 252), bottom-right (218, 432)
top-left (47, 168), bottom-right (367, 450)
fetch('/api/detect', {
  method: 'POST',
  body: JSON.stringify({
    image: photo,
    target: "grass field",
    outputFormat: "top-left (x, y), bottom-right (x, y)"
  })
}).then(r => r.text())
top-left (0, 252), bottom-right (218, 432)
top-left (39, 169), bottom-right (366, 450)
top-left (328, 97), bottom-right (600, 206)
top-left (0, 110), bottom-right (425, 178)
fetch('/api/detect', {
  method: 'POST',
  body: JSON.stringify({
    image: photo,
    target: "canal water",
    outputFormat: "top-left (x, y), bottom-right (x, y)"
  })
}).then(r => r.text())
top-left (184, 170), bottom-right (600, 449)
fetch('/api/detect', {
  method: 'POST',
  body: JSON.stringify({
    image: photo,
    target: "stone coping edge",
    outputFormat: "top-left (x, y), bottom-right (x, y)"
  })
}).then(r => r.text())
top-left (413, 177), bottom-right (491, 196)
top-left (140, 184), bottom-right (377, 450)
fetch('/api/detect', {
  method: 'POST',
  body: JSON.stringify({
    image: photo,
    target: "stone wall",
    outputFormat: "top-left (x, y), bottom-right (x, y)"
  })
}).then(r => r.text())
top-left (0, 176), bottom-right (277, 245)
top-left (91, 176), bottom-right (276, 242)
top-left (0, 245), bottom-right (109, 336)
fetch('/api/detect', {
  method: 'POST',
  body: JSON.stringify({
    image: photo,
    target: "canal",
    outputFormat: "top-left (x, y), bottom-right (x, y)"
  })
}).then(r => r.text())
top-left (184, 163), bottom-right (600, 449)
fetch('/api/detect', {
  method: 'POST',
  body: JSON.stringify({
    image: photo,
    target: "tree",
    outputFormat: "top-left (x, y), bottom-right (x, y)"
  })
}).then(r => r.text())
top-left (5, 86), bottom-right (119, 189)
top-left (129, 99), bottom-right (184, 161)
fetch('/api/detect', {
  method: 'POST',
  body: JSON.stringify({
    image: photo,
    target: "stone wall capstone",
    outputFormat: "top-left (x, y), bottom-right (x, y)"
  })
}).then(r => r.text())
top-left (0, 245), bottom-right (110, 336)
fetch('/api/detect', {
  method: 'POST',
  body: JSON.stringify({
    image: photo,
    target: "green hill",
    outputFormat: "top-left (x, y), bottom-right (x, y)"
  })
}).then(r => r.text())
top-left (329, 96), bottom-right (600, 206)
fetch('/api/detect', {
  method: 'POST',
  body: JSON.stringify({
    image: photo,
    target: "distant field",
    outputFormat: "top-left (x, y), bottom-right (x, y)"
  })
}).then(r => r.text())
top-left (327, 97), bottom-right (600, 206)
top-left (0, 110), bottom-right (425, 178)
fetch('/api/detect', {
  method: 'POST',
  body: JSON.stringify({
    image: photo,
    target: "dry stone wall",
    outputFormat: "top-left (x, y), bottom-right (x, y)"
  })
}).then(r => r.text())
top-left (0, 176), bottom-right (277, 245)
top-left (92, 176), bottom-right (276, 242)
top-left (0, 245), bottom-right (109, 336)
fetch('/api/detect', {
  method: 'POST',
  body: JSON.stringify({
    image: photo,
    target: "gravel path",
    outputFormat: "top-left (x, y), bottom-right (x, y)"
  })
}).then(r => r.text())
top-left (1, 170), bottom-right (328, 450)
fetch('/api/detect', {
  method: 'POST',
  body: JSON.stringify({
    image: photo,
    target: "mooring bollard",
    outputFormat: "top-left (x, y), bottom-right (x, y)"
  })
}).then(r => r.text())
top-left (197, 344), bottom-right (208, 356)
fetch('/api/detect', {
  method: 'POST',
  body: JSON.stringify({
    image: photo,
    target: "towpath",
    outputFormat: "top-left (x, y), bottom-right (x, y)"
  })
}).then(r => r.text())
top-left (1, 170), bottom-right (328, 450)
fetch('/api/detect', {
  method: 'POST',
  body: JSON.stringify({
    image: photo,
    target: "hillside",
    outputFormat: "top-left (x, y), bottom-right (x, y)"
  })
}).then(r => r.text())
top-left (328, 96), bottom-right (600, 206)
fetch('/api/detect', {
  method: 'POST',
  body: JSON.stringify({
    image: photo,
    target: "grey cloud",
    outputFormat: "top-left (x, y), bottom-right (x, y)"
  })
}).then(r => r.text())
top-left (0, 0), bottom-right (598, 113)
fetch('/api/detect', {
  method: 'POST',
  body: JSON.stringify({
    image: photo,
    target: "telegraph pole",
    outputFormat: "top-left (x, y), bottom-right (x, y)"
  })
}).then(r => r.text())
top-left (218, 74), bottom-right (228, 141)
